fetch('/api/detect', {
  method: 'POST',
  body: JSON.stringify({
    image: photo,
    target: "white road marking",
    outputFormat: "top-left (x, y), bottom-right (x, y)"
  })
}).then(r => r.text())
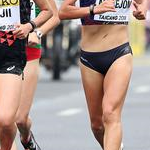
top-left (33, 91), bottom-right (83, 109)
top-left (32, 91), bottom-right (85, 117)
top-left (57, 108), bottom-right (83, 117)
top-left (134, 85), bottom-right (150, 93)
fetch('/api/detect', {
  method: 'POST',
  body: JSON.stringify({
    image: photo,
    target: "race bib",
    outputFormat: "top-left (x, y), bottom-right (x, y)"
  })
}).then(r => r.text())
top-left (30, 0), bottom-right (40, 20)
top-left (94, 0), bottom-right (132, 24)
top-left (0, 0), bottom-right (20, 31)
top-left (30, 0), bottom-right (36, 20)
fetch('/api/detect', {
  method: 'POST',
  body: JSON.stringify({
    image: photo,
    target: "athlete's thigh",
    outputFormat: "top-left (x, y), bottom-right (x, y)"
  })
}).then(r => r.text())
top-left (103, 54), bottom-right (133, 114)
top-left (17, 59), bottom-right (40, 116)
top-left (80, 62), bottom-right (104, 125)
top-left (0, 74), bottom-right (22, 121)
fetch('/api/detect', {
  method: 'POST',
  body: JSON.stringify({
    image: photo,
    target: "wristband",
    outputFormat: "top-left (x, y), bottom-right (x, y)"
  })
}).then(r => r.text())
top-left (34, 29), bottom-right (43, 40)
top-left (29, 21), bottom-right (37, 33)
top-left (89, 4), bottom-right (96, 16)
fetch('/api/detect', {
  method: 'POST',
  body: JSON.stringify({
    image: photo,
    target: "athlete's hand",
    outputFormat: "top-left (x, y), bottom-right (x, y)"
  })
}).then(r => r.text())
top-left (28, 32), bottom-right (40, 47)
top-left (13, 23), bottom-right (32, 39)
top-left (94, 0), bottom-right (116, 14)
top-left (133, 0), bottom-right (147, 20)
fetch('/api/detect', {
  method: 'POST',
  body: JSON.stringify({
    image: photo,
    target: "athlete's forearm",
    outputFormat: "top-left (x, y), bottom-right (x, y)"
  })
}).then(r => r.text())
top-left (59, 0), bottom-right (116, 20)
top-left (32, 11), bottom-right (51, 27)
top-left (32, 0), bottom-right (51, 27)
top-left (59, 4), bottom-right (90, 20)
top-left (39, 15), bottom-right (60, 35)
top-left (38, 0), bottom-right (60, 35)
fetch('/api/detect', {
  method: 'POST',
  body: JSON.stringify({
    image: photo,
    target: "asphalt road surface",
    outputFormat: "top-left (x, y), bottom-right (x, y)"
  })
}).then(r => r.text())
top-left (16, 54), bottom-right (150, 150)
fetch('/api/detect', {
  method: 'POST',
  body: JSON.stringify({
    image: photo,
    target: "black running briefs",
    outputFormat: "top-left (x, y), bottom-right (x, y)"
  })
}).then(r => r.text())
top-left (80, 42), bottom-right (132, 75)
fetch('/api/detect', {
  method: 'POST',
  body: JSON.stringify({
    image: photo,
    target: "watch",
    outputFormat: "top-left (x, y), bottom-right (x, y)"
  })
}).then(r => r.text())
top-left (34, 29), bottom-right (43, 40)
top-left (89, 4), bottom-right (96, 17)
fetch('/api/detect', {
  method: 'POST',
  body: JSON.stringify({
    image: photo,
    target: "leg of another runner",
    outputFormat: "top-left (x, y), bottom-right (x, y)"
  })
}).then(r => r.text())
top-left (16, 60), bottom-right (40, 143)
top-left (0, 74), bottom-right (22, 150)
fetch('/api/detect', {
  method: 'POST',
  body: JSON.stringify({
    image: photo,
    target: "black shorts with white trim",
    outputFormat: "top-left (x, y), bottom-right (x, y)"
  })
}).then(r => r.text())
top-left (0, 38), bottom-right (27, 76)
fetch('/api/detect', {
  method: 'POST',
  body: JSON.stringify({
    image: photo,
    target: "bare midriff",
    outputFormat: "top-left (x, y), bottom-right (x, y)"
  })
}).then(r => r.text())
top-left (80, 25), bottom-right (129, 52)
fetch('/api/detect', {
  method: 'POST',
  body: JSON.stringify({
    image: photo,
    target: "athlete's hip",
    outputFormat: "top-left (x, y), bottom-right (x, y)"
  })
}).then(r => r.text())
top-left (80, 42), bottom-right (133, 75)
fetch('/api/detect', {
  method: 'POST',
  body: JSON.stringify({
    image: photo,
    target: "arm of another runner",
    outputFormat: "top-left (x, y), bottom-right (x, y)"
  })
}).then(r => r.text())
top-left (59, 0), bottom-right (116, 20)
top-left (28, 0), bottom-right (60, 46)
top-left (13, 0), bottom-right (51, 39)
top-left (32, 0), bottom-right (52, 27)
top-left (133, 0), bottom-right (148, 20)
top-left (37, 0), bottom-right (60, 35)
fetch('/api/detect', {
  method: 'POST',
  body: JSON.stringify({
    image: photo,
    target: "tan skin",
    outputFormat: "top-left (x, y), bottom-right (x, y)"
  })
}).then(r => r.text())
top-left (59, 0), bottom-right (147, 150)
top-left (0, 0), bottom-right (52, 150)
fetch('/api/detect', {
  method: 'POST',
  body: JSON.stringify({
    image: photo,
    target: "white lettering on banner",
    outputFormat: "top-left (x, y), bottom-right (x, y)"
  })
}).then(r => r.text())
top-left (0, 0), bottom-right (20, 31)
top-left (0, 8), bottom-right (11, 17)
top-left (94, 0), bottom-right (132, 23)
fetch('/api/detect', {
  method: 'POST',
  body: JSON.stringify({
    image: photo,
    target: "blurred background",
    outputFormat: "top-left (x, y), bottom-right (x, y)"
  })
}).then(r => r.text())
top-left (16, 2), bottom-right (150, 150)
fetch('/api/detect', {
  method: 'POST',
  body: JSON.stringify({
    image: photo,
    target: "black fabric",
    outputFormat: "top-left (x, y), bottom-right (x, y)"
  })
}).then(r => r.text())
top-left (0, 65), bottom-right (23, 76)
top-left (0, 38), bottom-right (27, 73)
top-left (0, 0), bottom-right (31, 75)
top-left (20, 0), bottom-right (31, 24)
top-left (80, 42), bottom-right (132, 75)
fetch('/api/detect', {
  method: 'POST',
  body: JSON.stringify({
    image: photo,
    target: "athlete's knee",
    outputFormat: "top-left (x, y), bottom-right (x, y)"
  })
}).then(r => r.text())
top-left (91, 124), bottom-right (104, 137)
top-left (102, 106), bottom-right (120, 125)
top-left (90, 117), bottom-right (104, 137)
top-left (0, 113), bottom-right (14, 128)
